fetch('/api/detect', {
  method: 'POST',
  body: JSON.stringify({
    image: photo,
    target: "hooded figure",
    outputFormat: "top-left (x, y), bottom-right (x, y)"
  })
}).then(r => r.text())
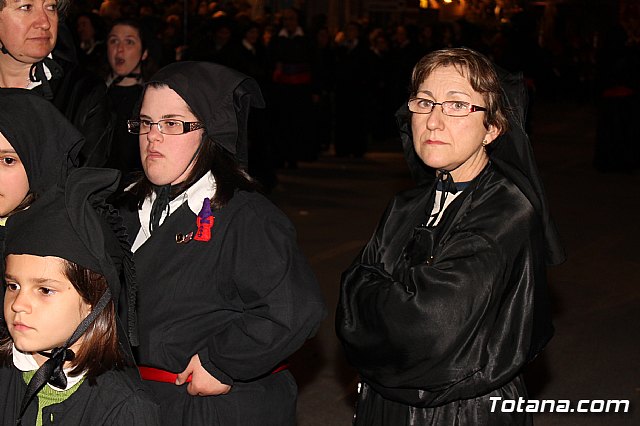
top-left (336, 48), bottom-right (564, 425)
top-left (0, 167), bottom-right (159, 425)
top-left (0, 89), bottom-right (84, 309)
top-left (115, 61), bottom-right (326, 425)
top-left (0, 88), bottom-right (84, 197)
top-left (0, 0), bottom-right (114, 167)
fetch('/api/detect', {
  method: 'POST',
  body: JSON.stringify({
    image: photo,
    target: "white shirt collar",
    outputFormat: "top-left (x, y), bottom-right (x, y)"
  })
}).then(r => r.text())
top-left (132, 172), bottom-right (216, 252)
top-left (26, 54), bottom-right (53, 90)
top-left (12, 345), bottom-right (85, 391)
top-left (278, 26), bottom-right (304, 38)
top-left (242, 39), bottom-right (256, 53)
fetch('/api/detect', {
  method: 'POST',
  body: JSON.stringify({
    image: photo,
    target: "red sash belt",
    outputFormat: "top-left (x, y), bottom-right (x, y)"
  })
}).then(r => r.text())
top-left (138, 362), bottom-right (289, 384)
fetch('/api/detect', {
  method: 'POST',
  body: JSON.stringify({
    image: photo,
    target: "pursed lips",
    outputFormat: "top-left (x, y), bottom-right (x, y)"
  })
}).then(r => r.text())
top-left (27, 35), bottom-right (51, 42)
top-left (12, 321), bottom-right (34, 332)
top-left (145, 150), bottom-right (163, 160)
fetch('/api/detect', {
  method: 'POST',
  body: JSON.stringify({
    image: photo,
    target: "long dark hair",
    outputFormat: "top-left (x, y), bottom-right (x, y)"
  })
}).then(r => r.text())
top-left (0, 260), bottom-right (125, 381)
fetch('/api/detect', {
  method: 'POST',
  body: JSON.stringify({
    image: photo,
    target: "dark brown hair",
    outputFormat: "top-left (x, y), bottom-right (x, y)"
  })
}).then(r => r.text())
top-left (410, 47), bottom-right (509, 135)
top-left (6, 193), bottom-right (35, 217)
top-left (0, 260), bottom-right (125, 380)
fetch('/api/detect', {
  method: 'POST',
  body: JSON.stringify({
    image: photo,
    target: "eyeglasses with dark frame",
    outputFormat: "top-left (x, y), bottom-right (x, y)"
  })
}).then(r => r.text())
top-left (408, 98), bottom-right (487, 117)
top-left (127, 118), bottom-right (205, 135)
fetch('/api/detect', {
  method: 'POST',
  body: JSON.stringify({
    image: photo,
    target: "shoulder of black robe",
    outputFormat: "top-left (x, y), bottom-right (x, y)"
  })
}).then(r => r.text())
top-left (395, 66), bottom-right (565, 266)
top-left (0, 88), bottom-right (83, 195)
top-left (28, 21), bottom-right (115, 168)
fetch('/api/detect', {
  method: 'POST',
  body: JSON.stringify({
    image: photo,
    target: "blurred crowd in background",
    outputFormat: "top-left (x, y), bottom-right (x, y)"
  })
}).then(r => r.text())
top-left (68, 0), bottom-right (640, 188)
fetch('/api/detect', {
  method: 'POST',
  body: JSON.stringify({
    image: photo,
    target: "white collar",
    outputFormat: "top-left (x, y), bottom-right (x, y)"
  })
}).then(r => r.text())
top-left (12, 344), bottom-right (85, 391)
top-left (133, 172), bottom-right (216, 251)
top-left (242, 39), bottom-right (256, 53)
top-left (26, 54), bottom-right (53, 90)
top-left (278, 27), bottom-right (304, 38)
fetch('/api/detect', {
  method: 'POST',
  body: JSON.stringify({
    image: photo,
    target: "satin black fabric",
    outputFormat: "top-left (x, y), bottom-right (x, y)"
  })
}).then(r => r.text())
top-left (336, 164), bottom-right (552, 424)
top-left (354, 376), bottom-right (531, 426)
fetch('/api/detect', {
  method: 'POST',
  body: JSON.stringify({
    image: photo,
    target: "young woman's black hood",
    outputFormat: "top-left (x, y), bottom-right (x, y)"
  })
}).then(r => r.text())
top-left (142, 61), bottom-right (265, 168)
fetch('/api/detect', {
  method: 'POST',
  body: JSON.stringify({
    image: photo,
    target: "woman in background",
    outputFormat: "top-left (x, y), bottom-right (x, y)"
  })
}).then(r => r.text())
top-left (104, 18), bottom-right (150, 183)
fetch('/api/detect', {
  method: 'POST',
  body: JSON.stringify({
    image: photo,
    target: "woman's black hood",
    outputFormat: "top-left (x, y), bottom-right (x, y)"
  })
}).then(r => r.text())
top-left (142, 61), bottom-right (265, 168)
top-left (395, 67), bottom-right (565, 266)
top-left (0, 88), bottom-right (83, 195)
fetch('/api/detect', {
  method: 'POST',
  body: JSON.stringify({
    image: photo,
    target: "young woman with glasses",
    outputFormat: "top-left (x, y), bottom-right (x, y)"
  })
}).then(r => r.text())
top-left (115, 61), bottom-right (326, 426)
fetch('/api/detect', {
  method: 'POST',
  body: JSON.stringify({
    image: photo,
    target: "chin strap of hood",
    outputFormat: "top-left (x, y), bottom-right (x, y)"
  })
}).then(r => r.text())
top-left (110, 72), bottom-right (142, 86)
top-left (28, 57), bottom-right (64, 100)
top-left (1, 42), bottom-right (64, 99)
top-left (426, 170), bottom-right (458, 226)
top-left (18, 288), bottom-right (112, 422)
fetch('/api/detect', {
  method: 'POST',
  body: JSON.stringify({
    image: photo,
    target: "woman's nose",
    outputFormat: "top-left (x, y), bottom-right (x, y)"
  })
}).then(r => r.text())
top-left (32, 7), bottom-right (52, 30)
top-left (426, 106), bottom-right (445, 130)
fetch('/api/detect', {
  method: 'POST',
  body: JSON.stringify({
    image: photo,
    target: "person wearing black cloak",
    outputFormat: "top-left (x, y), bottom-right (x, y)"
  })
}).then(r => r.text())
top-left (103, 18), bottom-right (151, 183)
top-left (114, 61), bottom-right (327, 425)
top-left (0, 167), bottom-right (160, 425)
top-left (0, 0), bottom-right (113, 167)
top-left (336, 48), bottom-right (565, 425)
top-left (0, 88), bottom-right (83, 280)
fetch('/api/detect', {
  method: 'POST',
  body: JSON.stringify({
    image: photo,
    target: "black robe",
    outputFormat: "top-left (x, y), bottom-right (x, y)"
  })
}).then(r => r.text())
top-left (117, 189), bottom-right (326, 425)
top-left (0, 363), bottom-right (159, 425)
top-left (336, 162), bottom-right (552, 425)
top-left (31, 56), bottom-right (114, 168)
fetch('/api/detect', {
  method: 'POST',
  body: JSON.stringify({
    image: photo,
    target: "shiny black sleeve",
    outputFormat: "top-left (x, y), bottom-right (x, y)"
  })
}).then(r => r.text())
top-left (336, 206), bottom-right (541, 406)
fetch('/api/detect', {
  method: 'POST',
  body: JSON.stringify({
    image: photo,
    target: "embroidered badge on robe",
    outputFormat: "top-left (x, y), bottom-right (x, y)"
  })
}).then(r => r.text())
top-left (194, 198), bottom-right (214, 242)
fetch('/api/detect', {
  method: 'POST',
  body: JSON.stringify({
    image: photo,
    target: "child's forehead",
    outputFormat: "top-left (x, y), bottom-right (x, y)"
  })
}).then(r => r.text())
top-left (0, 131), bottom-right (15, 151)
top-left (5, 254), bottom-right (69, 279)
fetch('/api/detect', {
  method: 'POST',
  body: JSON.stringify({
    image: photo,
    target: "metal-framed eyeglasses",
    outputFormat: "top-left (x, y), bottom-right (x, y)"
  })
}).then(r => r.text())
top-left (408, 98), bottom-right (487, 117)
top-left (127, 119), bottom-right (205, 135)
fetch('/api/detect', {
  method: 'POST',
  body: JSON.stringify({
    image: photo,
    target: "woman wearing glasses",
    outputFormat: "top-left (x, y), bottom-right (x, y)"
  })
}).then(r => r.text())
top-left (115, 61), bottom-right (326, 425)
top-left (336, 48), bottom-right (564, 425)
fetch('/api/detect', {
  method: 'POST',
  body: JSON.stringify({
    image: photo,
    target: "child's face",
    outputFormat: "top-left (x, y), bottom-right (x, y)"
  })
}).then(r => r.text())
top-left (0, 132), bottom-right (29, 217)
top-left (3, 255), bottom-right (91, 359)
